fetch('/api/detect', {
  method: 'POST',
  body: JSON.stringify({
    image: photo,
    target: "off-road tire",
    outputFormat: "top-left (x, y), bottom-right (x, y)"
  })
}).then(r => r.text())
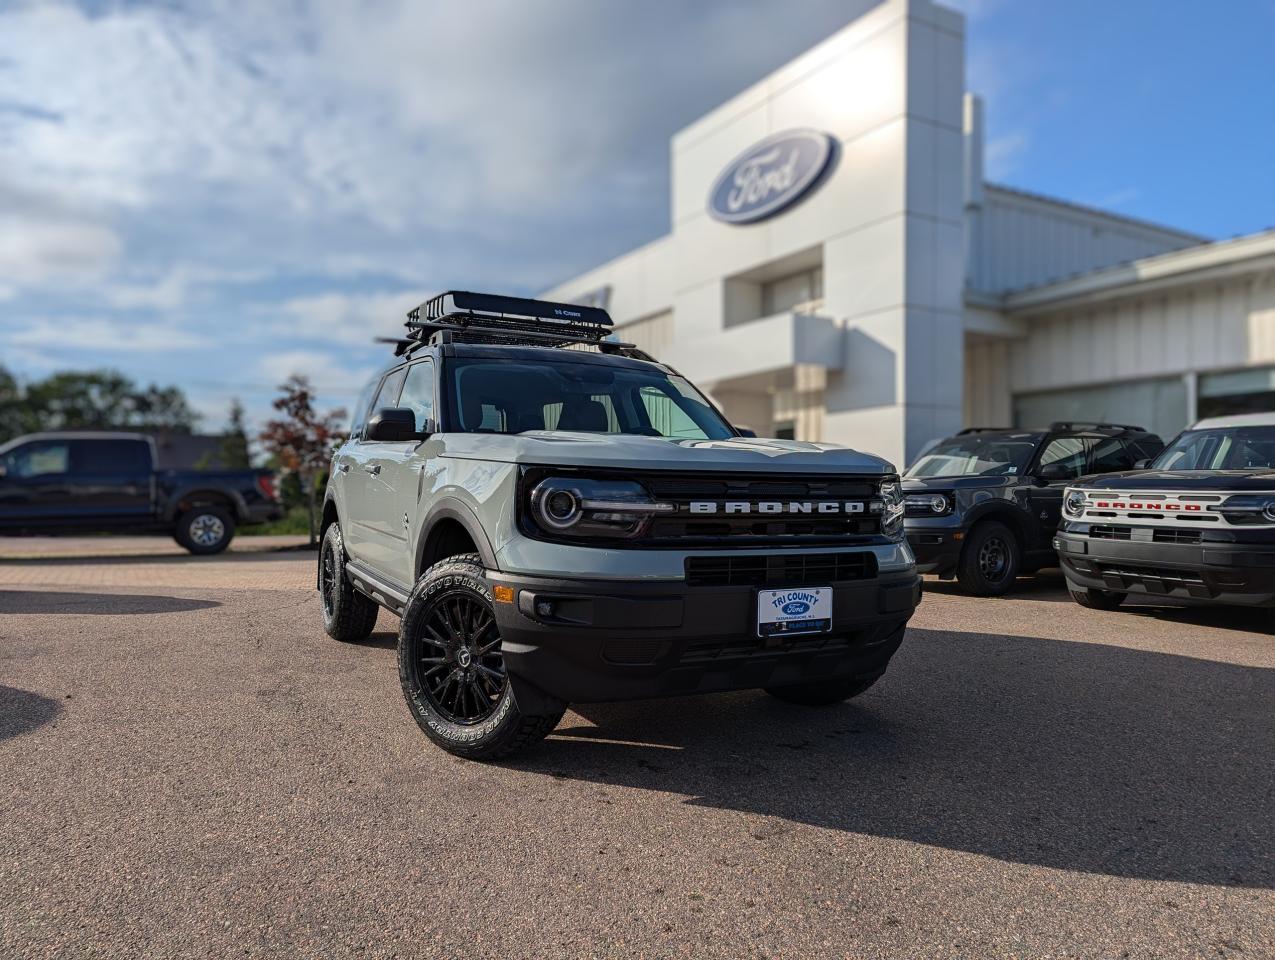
top-left (398, 554), bottom-right (563, 761)
top-left (1068, 586), bottom-right (1127, 610)
top-left (319, 523), bottom-right (380, 642)
top-left (173, 506), bottom-right (235, 555)
top-left (766, 675), bottom-right (881, 705)
top-left (956, 520), bottom-right (1020, 596)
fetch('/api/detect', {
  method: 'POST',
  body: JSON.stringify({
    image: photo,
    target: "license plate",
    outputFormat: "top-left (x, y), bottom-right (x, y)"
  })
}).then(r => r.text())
top-left (757, 587), bottom-right (832, 638)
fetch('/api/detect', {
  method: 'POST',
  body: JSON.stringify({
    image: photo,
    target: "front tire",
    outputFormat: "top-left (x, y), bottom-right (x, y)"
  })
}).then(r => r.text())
top-left (174, 506), bottom-right (235, 555)
top-left (398, 555), bottom-right (563, 760)
top-left (1068, 586), bottom-right (1126, 610)
top-left (319, 523), bottom-right (380, 642)
top-left (765, 676), bottom-right (880, 705)
top-left (956, 520), bottom-right (1020, 596)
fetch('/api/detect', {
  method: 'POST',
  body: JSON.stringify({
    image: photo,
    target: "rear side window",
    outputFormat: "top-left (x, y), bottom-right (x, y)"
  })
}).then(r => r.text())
top-left (72, 439), bottom-right (150, 474)
top-left (1087, 437), bottom-right (1137, 473)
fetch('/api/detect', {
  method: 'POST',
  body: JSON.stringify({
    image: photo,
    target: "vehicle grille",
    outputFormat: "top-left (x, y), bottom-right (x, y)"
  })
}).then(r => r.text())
top-left (1089, 525), bottom-right (1132, 541)
top-left (1153, 529), bottom-right (1202, 544)
top-left (640, 474), bottom-right (883, 544)
top-left (685, 551), bottom-right (877, 588)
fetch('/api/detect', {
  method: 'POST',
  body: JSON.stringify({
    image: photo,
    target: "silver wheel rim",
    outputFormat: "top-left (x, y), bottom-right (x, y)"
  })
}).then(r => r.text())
top-left (190, 514), bottom-right (225, 547)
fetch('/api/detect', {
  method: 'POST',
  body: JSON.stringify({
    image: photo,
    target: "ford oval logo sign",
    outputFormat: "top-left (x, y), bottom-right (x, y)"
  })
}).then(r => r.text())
top-left (781, 600), bottom-right (811, 616)
top-left (707, 129), bottom-right (835, 225)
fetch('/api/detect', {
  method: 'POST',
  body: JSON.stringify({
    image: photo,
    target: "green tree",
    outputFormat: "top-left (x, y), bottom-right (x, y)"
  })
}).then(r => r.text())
top-left (219, 398), bottom-right (252, 469)
top-left (0, 366), bottom-right (34, 442)
top-left (16, 369), bottom-right (199, 434)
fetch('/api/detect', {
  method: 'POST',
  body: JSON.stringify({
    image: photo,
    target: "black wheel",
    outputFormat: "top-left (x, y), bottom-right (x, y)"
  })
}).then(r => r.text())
top-left (319, 523), bottom-right (380, 642)
top-left (174, 506), bottom-right (235, 555)
top-left (1068, 586), bottom-right (1126, 610)
top-left (398, 555), bottom-right (563, 760)
top-left (956, 520), bottom-right (1020, 596)
top-left (765, 675), bottom-right (880, 705)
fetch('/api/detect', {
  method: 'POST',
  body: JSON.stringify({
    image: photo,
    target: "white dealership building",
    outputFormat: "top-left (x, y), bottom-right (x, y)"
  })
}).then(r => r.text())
top-left (543, 0), bottom-right (1275, 468)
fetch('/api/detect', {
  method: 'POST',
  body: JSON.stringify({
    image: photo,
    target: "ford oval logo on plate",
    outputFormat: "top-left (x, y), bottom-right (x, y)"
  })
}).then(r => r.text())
top-left (781, 600), bottom-right (811, 616)
top-left (707, 129), bottom-right (835, 225)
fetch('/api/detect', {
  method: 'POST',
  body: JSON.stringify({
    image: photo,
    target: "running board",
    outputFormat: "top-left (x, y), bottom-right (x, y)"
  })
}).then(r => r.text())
top-left (345, 561), bottom-right (410, 615)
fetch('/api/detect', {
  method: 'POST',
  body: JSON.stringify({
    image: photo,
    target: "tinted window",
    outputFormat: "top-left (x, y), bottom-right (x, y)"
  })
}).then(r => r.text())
top-left (1087, 437), bottom-right (1137, 474)
top-left (5, 441), bottom-right (70, 478)
top-left (1037, 437), bottom-right (1088, 481)
top-left (73, 439), bottom-right (150, 474)
top-left (398, 361), bottom-right (435, 433)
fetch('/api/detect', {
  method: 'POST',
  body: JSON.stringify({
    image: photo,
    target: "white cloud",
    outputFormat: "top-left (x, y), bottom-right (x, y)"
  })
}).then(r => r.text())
top-left (6, 316), bottom-right (212, 354)
top-left (256, 349), bottom-right (373, 399)
top-left (267, 289), bottom-right (431, 346)
top-left (0, 212), bottom-right (121, 285)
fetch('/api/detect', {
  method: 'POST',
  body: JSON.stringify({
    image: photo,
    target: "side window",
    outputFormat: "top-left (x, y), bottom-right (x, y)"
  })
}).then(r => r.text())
top-left (1087, 437), bottom-right (1136, 474)
top-left (398, 361), bottom-right (435, 433)
top-left (1036, 437), bottom-right (1088, 481)
top-left (6, 441), bottom-right (71, 479)
top-left (364, 368), bottom-right (407, 437)
top-left (73, 440), bottom-right (151, 475)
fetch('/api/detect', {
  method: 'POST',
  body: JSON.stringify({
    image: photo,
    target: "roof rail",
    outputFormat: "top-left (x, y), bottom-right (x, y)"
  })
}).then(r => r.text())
top-left (400, 290), bottom-right (625, 353)
top-left (957, 426), bottom-right (1015, 434)
top-left (1049, 421), bottom-right (1146, 433)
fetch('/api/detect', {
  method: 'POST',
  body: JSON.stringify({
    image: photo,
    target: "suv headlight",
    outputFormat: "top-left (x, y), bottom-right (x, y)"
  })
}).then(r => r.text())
top-left (1210, 494), bottom-right (1275, 525)
top-left (528, 476), bottom-right (675, 539)
top-left (903, 493), bottom-right (951, 516)
top-left (1063, 488), bottom-right (1087, 518)
top-left (879, 478), bottom-right (905, 539)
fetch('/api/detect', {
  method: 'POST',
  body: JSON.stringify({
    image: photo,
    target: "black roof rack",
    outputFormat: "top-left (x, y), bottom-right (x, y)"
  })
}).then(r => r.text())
top-left (1049, 421), bottom-right (1146, 433)
top-left (396, 290), bottom-right (629, 355)
top-left (957, 427), bottom-right (1016, 434)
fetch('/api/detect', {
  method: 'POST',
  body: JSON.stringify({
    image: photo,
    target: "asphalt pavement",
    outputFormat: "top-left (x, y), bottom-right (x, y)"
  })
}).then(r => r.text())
top-left (1, 538), bottom-right (1271, 959)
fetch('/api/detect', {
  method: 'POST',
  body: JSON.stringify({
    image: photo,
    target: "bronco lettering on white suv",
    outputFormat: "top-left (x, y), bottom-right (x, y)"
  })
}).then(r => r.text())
top-left (319, 291), bottom-right (921, 760)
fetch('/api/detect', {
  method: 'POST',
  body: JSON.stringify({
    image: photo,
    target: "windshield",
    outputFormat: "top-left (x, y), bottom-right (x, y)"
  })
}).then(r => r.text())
top-left (906, 433), bottom-right (1043, 479)
top-left (446, 358), bottom-right (735, 440)
top-left (1152, 426), bottom-right (1275, 470)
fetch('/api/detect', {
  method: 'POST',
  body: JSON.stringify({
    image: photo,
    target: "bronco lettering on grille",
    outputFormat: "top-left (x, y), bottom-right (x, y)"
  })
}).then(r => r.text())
top-left (1093, 501), bottom-right (1202, 512)
top-left (688, 501), bottom-right (867, 515)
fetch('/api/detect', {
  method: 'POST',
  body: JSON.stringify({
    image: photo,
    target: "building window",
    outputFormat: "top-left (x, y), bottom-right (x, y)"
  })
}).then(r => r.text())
top-left (774, 421), bottom-right (796, 440)
top-left (761, 266), bottom-right (823, 316)
top-left (1198, 366), bottom-right (1275, 419)
top-left (1012, 375), bottom-right (1189, 442)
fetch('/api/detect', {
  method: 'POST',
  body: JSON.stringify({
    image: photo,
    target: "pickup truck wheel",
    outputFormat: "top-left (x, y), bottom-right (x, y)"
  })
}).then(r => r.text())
top-left (398, 555), bottom-right (563, 761)
top-left (319, 524), bottom-right (380, 642)
top-left (956, 520), bottom-right (1020, 596)
top-left (1068, 586), bottom-right (1126, 610)
top-left (174, 507), bottom-right (235, 555)
top-left (765, 676), bottom-right (879, 706)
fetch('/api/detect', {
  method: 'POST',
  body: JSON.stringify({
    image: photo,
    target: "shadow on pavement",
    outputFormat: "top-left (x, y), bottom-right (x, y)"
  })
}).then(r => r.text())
top-left (0, 686), bottom-right (62, 742)
top-left (0, 590), bottom-right (220, 615)
top-left (510, 627), bottom-right (1273, 889)
top-left (0, 550), bottom-right (308, 567)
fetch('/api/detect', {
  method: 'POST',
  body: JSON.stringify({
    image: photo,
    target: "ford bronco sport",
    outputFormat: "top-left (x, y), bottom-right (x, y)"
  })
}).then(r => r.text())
top-left (319, 291), bottom-right (920, 759)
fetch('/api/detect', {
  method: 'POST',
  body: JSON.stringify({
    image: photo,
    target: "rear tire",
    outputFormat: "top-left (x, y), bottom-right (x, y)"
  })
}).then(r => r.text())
top-left (765, 675), bottom-right (880, 706)
top-left (319, 523), bottom-right (380, 642)
top-left (956, 521), bottom-right (1020, 596)
top-left (398, 555), bottom-right (563, 760)
top-left (174, 506), bottom-right (235, 555)
top-left (1068, 586), bottom-right (1126, 610)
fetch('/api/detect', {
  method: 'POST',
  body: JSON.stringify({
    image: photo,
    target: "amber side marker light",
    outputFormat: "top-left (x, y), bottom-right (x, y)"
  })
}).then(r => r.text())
top-left (493, 585), bottom-right (515, 604)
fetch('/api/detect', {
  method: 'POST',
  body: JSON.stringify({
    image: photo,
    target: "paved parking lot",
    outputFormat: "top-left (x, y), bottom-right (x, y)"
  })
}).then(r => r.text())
top-left (1, 538), bottom-right (1271, 959)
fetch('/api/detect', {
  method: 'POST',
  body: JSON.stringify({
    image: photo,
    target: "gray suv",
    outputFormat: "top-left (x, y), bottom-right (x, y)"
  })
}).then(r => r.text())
top-left (319, 291), bottom-right (920, 759)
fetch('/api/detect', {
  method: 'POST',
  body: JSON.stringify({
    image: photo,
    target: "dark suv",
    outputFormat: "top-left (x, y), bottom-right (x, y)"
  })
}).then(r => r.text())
top-left (901, 423), bottom-right (1164, 595)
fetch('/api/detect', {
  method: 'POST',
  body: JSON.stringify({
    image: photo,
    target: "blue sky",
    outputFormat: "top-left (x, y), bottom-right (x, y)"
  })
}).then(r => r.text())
top-left (1, 0), bottom-right (1272, 433)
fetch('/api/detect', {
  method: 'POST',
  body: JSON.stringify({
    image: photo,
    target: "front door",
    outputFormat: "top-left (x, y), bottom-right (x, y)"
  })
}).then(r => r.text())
top-left (0, 438), bottom-right (75, 527)
top-left (1027, 436), bottom-right (1089, 546)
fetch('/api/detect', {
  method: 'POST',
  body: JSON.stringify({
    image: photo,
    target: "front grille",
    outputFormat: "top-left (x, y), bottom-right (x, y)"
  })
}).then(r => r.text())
top-left (641, 474), bottom-right (883, 544)
top-left (1089, 525), bottom-right (1132, 541)
top-left (1153, 529), bottom-right (1202, 544)
top-left (1095, 563), bottom-right (1213, 597)
top-left (685, 551), bottom-right (877, 588)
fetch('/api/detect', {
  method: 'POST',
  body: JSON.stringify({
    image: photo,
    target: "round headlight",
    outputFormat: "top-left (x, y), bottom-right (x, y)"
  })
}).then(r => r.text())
top-left (1064, 489), bottom-right (1087, 517)
top-left (532, 481), bottom-right (582, 529)
top-left (1264, 500), bottom-right (1275, 523)
top-left (928, 494), bottom-right (948, 514)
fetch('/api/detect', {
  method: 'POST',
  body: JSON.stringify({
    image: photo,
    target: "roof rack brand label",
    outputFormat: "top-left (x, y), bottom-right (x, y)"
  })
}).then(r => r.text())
top-left (707, 130), bottom-right (835, 225)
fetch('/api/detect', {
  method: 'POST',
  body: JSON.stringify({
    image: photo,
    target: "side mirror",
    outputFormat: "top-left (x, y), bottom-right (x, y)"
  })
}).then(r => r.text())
top-left (1133, 458), bottom-right (1151, 470)
top-left (735, 427), bottom-right (757, 438)
top-left (365, 407), bottom-right (421, 442)
top-left (1036, 466), bottom-right (1070, 485)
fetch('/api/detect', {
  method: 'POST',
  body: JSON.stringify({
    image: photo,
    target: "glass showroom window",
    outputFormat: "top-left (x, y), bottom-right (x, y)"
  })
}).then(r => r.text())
top-left (1013, 376), bottom-right (1188, 441)
top-left (1198, 367), bottom-right (1275, 419)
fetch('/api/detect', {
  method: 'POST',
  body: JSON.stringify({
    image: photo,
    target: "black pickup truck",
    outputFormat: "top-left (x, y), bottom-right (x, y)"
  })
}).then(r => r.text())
top-left (0, 432), bottom-right (282, 554)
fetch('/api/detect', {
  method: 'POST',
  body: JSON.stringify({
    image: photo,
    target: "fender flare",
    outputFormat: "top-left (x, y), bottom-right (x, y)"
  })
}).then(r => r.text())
top-left (163, 486), bottom-right (249, 523)
top-left (416, 497), bottom-right (500, 574)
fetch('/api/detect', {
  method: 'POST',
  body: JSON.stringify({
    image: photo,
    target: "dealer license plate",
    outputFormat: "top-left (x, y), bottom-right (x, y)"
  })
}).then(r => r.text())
top-left (756, 587), bottom-right (833, 638)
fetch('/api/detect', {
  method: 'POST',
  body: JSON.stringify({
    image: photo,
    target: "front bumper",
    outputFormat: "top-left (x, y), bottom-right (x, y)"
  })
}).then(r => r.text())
top-left (1055, 529), bottom-right (1275, 608)
top-left (244, 502), bottom-right (285, 525)
top-left (488, 567), bottom-right (921, 704)
top-left (904, 516), bottom-right (965, 576)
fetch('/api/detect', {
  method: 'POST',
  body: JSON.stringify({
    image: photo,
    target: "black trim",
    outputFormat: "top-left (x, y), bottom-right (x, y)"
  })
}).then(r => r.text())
top-left (416, 499), bottom-right (501, 573)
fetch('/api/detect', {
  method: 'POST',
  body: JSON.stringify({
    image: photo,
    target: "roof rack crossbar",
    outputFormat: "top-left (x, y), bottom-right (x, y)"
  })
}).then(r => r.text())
top-left (1048, 421), bottom-right (1146, 433)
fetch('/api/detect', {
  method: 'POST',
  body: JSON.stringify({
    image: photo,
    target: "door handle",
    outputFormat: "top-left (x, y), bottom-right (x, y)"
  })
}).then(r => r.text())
top-left (363, 464), bottom-right (381, 476)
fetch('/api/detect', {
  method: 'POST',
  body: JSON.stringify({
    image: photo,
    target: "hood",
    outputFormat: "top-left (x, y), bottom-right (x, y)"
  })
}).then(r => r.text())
top-left (1074, 469), bottom-right (1275, 492)
top-left (440, 432), bottom-right (895, 475)
top-left (903, 475), bottom-right (1015, 492)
